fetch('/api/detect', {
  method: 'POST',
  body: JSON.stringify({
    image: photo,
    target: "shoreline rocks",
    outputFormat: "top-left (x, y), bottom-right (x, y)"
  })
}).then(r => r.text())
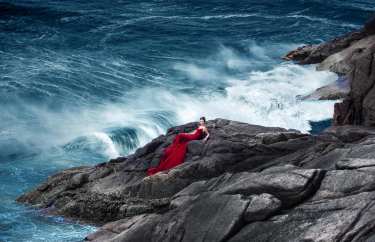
top-left (17, 118), bottom-right (375, 241)
top-left (285, 15), bottom-right (375, 126)
top-left (299, 76), bottom-right (350, 101)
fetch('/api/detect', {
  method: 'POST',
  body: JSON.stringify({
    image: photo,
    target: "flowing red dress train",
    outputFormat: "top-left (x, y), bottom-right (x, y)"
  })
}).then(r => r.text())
top-left (147, 127), bottom-right (204, 176)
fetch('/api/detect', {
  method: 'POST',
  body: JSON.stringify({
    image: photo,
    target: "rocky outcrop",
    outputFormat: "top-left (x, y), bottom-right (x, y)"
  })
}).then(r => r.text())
top-left (283, 16), bottom-right (375, 65)
top-left (300, 76), bottom-right (350, 100)
top-left (334, 42), bottom-right (375, 126)
top-left (285, 15), bottom-right (375, 126)
top-left (17, 118), bottom-right (375, 241)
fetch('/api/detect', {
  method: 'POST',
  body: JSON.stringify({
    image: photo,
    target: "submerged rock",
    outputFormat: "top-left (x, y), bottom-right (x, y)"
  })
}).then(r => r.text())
top-left (17, 118), bottom-right (375, 241)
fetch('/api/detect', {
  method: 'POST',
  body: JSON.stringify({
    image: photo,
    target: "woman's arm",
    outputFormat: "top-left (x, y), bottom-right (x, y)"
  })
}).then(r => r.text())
top-left (203, 127), bottom-right (210, 143)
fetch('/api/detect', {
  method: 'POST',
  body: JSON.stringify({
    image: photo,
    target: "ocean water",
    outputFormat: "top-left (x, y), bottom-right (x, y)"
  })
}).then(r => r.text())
top-left (0, 0), bottom-right (373, 241)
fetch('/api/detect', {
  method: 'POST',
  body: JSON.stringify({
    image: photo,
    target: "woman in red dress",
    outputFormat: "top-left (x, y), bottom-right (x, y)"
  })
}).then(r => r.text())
top-left (147, 117), bottom-right (210, 176)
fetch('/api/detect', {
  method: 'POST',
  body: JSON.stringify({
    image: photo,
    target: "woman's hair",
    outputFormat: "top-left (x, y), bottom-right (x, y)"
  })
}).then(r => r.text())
top-left (200, 116), bottom-right (206, 123)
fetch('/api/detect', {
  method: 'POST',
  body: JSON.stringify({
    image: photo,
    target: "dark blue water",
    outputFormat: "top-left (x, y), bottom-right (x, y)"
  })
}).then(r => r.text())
top-left (0, 1), bottom-right (373, 241)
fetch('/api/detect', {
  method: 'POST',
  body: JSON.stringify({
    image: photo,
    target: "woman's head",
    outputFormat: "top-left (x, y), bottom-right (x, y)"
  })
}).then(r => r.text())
top-left (199, 116), bottom-right (206, 126)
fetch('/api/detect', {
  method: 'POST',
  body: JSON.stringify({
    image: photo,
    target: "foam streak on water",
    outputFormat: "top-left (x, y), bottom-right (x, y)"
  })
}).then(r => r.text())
top-left (0, 0), bottom-right (373, 241)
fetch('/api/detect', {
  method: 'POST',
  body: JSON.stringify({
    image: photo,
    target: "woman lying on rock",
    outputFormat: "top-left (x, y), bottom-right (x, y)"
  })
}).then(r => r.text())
top-left (146, 116), bottom-right (210, 176)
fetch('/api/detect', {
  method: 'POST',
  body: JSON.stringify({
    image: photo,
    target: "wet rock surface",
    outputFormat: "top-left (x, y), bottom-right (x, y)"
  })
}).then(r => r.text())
top-left (300, 78), bottom-right (350, 101)
top-left (285, 16), bottom-right (375, 126)
top-left (17, 118), bottom-right (375, 241)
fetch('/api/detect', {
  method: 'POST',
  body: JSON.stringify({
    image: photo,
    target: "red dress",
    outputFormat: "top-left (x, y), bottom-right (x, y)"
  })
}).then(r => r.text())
top-left (147, 127), bottom-right (204, 176)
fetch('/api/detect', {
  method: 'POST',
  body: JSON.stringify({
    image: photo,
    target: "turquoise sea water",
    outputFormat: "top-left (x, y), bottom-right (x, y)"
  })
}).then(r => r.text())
top-left (0, 1), bottom-right (373, 241)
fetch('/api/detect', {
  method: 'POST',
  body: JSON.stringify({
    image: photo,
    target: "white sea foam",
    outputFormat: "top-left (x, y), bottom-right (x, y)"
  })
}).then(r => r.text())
top-left (164, 44), bottom-right (338, 132)
top-left (153, 66), bottom-right (335, 132)
top-left (109, 13), bottom-right (360, 31)
top-left (1, 43), bottom-right (338, 159)
top-left (101, 63), bottom-right (336, 134)
top-left (286, 14), bottom-right (361, 29)
top-left (92, 132), bottom-right (120, 158)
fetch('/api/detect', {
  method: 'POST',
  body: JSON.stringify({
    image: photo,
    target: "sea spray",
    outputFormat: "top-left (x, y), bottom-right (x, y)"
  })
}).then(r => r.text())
top-left (0, 1), bottom-right (371, 240)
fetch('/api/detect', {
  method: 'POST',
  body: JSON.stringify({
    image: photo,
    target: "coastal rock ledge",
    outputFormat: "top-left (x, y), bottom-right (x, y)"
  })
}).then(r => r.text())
top-left (285, 15), bottom-right (375, 126)
top-left (18, 118), bottom-right (375, 242)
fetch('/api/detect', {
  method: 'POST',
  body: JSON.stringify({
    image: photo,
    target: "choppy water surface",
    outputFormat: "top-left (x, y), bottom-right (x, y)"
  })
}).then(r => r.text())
top-left (0, 0), bottom-right (373, 241)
